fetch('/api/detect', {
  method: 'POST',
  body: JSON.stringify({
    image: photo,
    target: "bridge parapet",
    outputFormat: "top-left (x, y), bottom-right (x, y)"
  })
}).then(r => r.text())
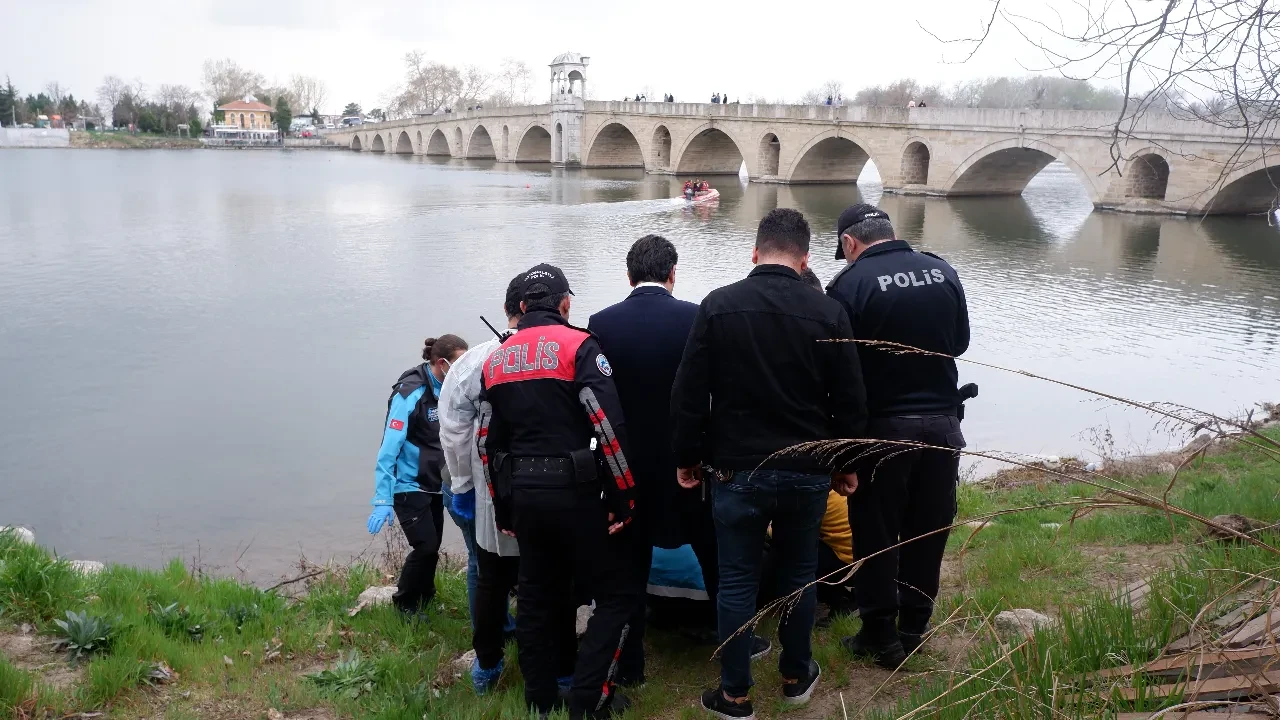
top-left (585, 101), bottom-right (1276, 142)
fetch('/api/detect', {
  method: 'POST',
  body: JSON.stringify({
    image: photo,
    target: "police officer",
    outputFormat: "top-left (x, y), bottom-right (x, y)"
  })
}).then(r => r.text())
top-left (826, 203), bottom-right (971, 669)
top-left (368, 334), bottom-right (470, 617)
top-left (477, 264), bottom-right (640, 719)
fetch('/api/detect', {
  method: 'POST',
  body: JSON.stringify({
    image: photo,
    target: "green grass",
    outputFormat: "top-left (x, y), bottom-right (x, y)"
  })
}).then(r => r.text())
top-left (1, 430), bottom-right (1277, 719)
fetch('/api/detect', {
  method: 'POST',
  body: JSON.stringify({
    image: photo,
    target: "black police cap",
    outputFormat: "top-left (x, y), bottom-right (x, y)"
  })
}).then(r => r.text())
top-left (834, 204), bottom-right (892, 260)
top-left (520, 263), bottom-right (575, 300)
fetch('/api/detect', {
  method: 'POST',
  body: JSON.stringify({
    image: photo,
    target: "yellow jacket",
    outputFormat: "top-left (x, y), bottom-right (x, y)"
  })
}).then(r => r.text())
top-left (821, 490), bottom-right (854, 565)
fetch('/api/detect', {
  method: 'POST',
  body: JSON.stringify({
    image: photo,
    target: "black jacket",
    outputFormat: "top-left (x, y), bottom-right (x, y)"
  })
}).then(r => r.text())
top-left (825, 240), bottom-right (970, 417)
top-left (477, 311), bottom-right (637, 519)
top-left (589, 285), bottom-right (699, 548)
top-left (671, 265), bottom-right (867, 471)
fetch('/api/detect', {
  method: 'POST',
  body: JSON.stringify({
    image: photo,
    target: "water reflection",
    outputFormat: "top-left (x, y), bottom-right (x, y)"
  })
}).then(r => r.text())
top-left (0, 149), bottom-right (1277, 580)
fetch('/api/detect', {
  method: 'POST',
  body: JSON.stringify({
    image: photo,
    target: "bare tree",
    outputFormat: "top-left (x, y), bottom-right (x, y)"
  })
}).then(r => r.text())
top-left (388, 51), bottom-right (463, 117)
top-left (97, 75), bottom-right (126, 125)
top-left (157, 84), bottom-right (202, 109)
top-left (494, 58), bottom-right (534, 106)
top-left (202, 58), bottom-right (265, 104)
top-left (288, 74), bottom-right (328, 114)
top-left (44, 82), bottom-right (67, 106)
top-left (923, 0), bottom-right (1280, 212)
top-left (798, 89), bottom-right (825, 105)
top-left (820, 80), bottom-right (844, 102)
top-left (457, 65), bottom-right (493, 108)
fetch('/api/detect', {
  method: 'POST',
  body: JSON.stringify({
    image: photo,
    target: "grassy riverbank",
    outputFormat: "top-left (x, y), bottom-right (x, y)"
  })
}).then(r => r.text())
top-left (3, 429), bottom-right (1277, 719)
top-left (70, 131), bottom-right (201, 149)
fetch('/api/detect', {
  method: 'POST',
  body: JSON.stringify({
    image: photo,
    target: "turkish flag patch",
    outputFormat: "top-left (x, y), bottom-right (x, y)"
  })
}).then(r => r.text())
top-left (389, 419), bottom-right (405, 431)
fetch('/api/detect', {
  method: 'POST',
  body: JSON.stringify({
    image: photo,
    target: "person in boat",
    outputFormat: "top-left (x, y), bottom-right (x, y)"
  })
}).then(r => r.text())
top-left (684, 180), bottom-right (694, 199)
top-left (700, 181), bottom-right (710, 193)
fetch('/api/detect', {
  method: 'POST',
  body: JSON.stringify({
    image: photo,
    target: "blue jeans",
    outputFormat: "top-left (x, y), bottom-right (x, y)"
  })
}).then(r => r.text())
top-left (443, 486), bottom-right (514, 635)
top-left (711, 470), bottom-right (829, 697)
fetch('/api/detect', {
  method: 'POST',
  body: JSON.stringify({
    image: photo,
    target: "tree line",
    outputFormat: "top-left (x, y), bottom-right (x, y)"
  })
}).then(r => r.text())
top-left (0, 60), bottom-right (329, 134)
top-left (784, 76), bottom-right (1127, 111)
top-left (0, 78), bottom-right (105, 128)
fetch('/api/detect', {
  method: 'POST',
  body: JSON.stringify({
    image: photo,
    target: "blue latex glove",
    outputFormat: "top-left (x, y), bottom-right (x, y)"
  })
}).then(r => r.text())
top-left (452, 489), bottom-right (476, 522)
top-left (367, 506), bottom-right (394, 535)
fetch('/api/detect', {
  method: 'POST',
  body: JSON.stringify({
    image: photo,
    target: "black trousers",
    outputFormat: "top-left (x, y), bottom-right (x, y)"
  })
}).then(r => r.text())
top-left (617, 494), bottom-right (719, 681)
top-left (474, 546), bottom-right (565, 673)
top-left (391, 491), bottom-right (444, 613)
top-left (512, 480), bottom-right (641, 715)
top-left (849, 415), bottom-right (963, 634)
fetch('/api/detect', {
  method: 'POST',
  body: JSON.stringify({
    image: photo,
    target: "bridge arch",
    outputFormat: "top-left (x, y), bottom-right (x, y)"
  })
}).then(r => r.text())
top-left (514, 125), bottom-right (552, 162)
top-left (757, 132), bottom-right (780, 177)
top-left (370, 134), bottom-right (386, 153)
top-left (674, 124), bottom-right (746, 175)
top-left (901, 138), bottom-right (931, 185)
top-left (652, 125), bottom-right (672, 171)
top-left (395, 131), bottom-right (414, 154)
top-left (425, 128), bottom-right (450, 156)
top-left (944, 138), bottom-right (1099, 201)
top-left (1123, 152), bottom-right (1170, 200)
top-left (468, 125), bottom-right (497, 158)
top-left (784, 130), bottom-right (877, 184)
top-left (586, 122), bottom-right (644, 168)
top-left (453, 127), bottom-right (464, 156)
top-left (350, 134), bottom-right (362, 151)
top-left (1195, 160), bottom-right (1280, 215)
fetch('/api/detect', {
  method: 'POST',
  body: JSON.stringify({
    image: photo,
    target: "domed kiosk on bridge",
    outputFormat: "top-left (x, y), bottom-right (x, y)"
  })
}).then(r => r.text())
top-left (550, 51), bottom-right (589, 166)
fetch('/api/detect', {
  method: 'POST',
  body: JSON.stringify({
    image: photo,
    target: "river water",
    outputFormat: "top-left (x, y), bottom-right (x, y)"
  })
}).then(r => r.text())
top-left (2, 148), bottom-right (1278, 582)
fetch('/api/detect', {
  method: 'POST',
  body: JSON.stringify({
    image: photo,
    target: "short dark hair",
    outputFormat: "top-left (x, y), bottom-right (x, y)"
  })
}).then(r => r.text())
top-left (756, 208), bottom-right (811, 257)
top-left (503, 273), bottom-right (524, 319)
top-left (423, 334), bottom-right (468, 362)
top-left (521, 285), bottom-right (567, 314)
top-left (846, 217), bottom-right (895, 243)
top-left (800, 268), bottom-right (823, 292)
top-left (626, 235), bottom-right (678, 285)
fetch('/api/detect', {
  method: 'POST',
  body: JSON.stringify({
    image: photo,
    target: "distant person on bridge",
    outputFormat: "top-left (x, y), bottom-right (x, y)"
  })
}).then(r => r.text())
top-left (368, 334), bottom-right (470, 619)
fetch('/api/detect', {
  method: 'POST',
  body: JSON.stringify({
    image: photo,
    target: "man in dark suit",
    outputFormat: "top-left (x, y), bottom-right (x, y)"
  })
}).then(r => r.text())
top-left (590, 234), bottom-right (764, 686)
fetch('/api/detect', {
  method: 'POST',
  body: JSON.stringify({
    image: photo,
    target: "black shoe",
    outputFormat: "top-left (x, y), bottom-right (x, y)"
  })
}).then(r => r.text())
top-left (700, 687), bottom-right (755, 719)
top-left (781, 658), bottom-right (821, 706)
top-left (570, 689), bottom-right (631, 719)
top-left (899, 621), bottom-right (933, 655)
top-left (841, 631), bottom-right (908, 669)
top-left (749, 635), bottom-right (771, 661)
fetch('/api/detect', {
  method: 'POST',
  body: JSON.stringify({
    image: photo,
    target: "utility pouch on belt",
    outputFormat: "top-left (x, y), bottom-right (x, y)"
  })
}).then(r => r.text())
top-left (570, 447), bottom-right (598, 484)
top-left (491, 452), bottom-right (513, 500)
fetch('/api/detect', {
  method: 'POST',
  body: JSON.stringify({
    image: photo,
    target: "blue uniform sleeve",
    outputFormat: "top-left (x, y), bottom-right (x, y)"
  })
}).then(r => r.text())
top-left (373, 392), bottom-right (414, 507)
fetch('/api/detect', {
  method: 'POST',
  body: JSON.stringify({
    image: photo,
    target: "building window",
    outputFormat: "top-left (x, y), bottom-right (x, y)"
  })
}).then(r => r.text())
top-left (239, 113), bottom-right (245, 128)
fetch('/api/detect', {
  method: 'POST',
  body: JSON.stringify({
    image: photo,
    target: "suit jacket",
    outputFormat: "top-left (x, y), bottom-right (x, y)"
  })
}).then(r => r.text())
top-left (588, 285), bottom-right (699, 549)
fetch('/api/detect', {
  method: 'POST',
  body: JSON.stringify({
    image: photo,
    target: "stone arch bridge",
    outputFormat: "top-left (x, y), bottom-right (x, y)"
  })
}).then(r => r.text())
top-left (327, 101), bottom-right (1280, 216)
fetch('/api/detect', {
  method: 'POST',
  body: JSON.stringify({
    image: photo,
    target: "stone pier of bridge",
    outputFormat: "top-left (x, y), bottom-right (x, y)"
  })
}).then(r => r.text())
top-left (326, 54), bottom-right (1280, 216)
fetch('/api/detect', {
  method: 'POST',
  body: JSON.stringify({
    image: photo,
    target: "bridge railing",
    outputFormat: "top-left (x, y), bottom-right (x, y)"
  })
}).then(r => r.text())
top-left (319, 105), bottom-right (553, 135)
top-left (319, 101), bottom-right (1277, 143)
top-left (585, 101), bottom-right (1278, 140)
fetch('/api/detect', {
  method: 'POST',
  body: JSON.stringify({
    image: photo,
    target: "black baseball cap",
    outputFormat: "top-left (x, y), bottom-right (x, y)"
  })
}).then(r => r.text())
top-left (519, 263), bottom-right (575, 300)
top-left (834, 204), bottom-right (891, 260)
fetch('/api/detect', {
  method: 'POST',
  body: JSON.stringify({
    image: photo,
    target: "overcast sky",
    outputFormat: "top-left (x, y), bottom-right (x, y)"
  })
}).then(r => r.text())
top-left (7, 0), bottom-right (1089, 112)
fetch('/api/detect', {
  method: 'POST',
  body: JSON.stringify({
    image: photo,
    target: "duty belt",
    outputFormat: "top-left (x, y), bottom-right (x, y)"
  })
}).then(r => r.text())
top-left (512, 457), bottom-right (573, 475)
top-left (511, 449), bottom-right (599, 485)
